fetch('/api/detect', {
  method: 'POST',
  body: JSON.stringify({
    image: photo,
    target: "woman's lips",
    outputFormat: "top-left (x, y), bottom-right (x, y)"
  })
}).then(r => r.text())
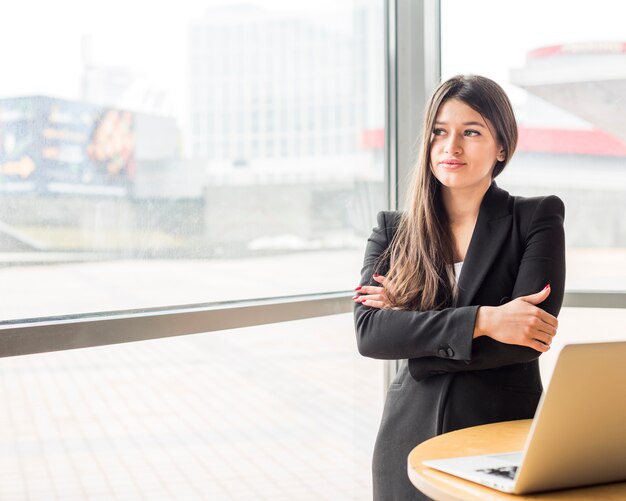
top-left (439, 161), bottom-right (466, 169)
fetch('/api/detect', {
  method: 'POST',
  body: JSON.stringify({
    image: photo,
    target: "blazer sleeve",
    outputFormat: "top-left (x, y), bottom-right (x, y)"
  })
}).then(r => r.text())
top-left (409, 195), bottom-right (566, 380)
top-left (354, 211), bottom-right (479, 361)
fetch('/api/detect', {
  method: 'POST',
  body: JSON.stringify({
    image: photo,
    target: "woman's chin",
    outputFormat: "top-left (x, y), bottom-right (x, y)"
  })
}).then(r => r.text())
top-left (436, 173), bottom-right (492, 192)
top-left (436, 176), bottom-right (468, 190)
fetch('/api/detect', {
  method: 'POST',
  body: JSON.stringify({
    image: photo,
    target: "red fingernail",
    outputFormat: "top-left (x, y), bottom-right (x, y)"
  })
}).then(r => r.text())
top-left (543, 284), bottom-right (550, 290)
top-left (355, 286), bottom-right (362, 291)
top-left (373, 273), bottom-right (379, 277)
top-left (360, 299), bottom-right (367, 303)
top-left (352, 296), bottom-right (359, 300)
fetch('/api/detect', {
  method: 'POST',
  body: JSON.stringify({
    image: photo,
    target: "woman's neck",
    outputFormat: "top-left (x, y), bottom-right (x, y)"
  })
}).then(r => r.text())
top-left (441, 181), bottom-right (491, 225)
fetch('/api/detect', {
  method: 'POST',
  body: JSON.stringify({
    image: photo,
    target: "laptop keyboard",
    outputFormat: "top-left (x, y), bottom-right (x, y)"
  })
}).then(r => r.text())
top-left (476, 466), bottom-right (518, 480)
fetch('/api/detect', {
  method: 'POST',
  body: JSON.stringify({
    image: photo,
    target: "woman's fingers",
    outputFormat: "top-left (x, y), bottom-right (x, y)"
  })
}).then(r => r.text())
top-left (507, 325), bottom-right (556, 352)
top-left (485, 300), bottom-right (560, 351)
top-left (354, 275), bottom-right (390, 309)
top-left (355, 293), bottom-right (387, 303)
top-left (537, 309), bottom-right (559, 329)
top-left (359, 298), bottom-right (388, 309)
top-left (531, 330), bottom-right (554, 347)
top-left (355, 274), bottom-right (387, 294)
top-left (537, 321), bottom-right (557, 338)
top-left (529, 339), bottom-right (551, 352)
top-left (353, 293), bottom-right (391, 309)
top-left (355, 285), bottom-right (384, 295)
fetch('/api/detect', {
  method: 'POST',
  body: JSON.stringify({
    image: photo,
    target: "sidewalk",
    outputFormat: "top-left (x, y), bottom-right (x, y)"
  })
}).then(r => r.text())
top-left (0, 314), bottom-right (383, 500)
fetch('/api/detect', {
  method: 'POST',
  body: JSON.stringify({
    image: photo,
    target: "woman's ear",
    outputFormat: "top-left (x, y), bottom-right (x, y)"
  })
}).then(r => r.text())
top-left (497, 148), bottom-right (506, 162)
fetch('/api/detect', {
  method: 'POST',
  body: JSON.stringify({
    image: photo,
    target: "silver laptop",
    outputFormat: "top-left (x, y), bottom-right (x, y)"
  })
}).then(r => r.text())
top-left (422, 341), bottom-right (626, 494)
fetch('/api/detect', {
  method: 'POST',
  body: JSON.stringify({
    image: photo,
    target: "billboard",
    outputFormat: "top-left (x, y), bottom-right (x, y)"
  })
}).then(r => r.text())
top-left (0, 96), bottom-right (137, 195)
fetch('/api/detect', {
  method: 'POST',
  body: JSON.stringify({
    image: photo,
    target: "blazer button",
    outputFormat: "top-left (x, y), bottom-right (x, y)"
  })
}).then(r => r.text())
top-left (446, 347), bottom-right (455, 358)
top-left (438, 348), bottom-right (447, 357)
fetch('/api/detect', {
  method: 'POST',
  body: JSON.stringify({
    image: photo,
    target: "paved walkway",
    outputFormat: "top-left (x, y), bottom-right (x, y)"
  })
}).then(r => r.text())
top-left (0, 314), bottom-right (383, 500)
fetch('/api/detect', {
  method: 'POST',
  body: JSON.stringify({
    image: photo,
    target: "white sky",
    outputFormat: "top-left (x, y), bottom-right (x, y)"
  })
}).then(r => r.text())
top-left (1, 1), bottom-right (624, 118)
top-left (441, 0), bottom-right (626, 106)
top-left (0, 1), bottom-right (353, 103)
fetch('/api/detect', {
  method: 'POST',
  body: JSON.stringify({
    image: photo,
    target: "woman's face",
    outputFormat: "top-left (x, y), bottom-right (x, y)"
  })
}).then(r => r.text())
top-left (429, 98), bottom-right (505, 192)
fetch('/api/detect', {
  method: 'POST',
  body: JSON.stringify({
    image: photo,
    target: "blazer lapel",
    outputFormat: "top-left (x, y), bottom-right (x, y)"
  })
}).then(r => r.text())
top-left (456, 181), bottom-right (512, 307)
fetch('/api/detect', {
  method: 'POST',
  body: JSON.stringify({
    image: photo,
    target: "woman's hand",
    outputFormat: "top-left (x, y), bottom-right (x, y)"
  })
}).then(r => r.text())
top-left (353, 274), bottom-right (397, 309)
top-left (474, 284), bottom-right (558, 352)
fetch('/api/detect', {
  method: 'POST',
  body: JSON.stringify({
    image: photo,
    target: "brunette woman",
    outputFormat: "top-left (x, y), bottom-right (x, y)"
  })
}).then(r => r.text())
top-left (354, 74), bottom-right (565, 500)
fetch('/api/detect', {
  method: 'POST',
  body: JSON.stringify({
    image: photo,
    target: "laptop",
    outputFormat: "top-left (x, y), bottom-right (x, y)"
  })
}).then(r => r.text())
top-left (422, 341), bottom-right (626, 494)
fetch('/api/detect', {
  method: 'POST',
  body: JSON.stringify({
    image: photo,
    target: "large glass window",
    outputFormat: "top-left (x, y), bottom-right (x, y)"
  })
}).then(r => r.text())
top-left (0, 0), bottom-right (385, 321)
top-left (441, 0), bottom-right (626, 294)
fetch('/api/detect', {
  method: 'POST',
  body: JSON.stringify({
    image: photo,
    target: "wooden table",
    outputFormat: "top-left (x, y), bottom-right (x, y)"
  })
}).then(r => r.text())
top-left (408, 419), bottom-right (626, 500)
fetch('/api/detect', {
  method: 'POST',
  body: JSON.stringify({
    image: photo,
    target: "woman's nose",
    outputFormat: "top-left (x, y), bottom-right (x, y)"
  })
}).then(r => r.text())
top-left (444, 134), bottom-right (462, 155)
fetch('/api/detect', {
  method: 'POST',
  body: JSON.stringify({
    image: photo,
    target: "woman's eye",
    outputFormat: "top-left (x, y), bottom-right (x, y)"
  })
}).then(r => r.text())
top-left (433, 128), bottom-right (445, 136)
top-left (465, 129), bottom-right (480, 136)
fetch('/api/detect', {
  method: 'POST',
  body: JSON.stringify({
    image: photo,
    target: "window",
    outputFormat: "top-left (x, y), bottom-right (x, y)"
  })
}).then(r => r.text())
top-left (0, 0), bottom-right (386, 498)
top-left (0, 1), bottom-right (385, 322)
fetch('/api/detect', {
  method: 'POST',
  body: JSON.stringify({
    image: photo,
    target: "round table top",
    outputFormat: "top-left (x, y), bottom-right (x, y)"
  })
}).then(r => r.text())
top-left (407, 419), bottom-right (626, 501)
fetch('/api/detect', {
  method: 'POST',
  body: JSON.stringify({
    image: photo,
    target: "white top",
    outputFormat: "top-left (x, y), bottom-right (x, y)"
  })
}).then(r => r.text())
top-left (453, 261), bottom-right (464, 282)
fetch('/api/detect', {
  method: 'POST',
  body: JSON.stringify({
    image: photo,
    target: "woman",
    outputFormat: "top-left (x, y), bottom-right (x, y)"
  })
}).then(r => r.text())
top-left (353, 74), bottom-right (565, 500)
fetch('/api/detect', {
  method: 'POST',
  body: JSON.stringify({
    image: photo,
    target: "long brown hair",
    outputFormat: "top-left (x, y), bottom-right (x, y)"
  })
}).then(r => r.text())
top-left (379, 75), bottom-right (518, 311)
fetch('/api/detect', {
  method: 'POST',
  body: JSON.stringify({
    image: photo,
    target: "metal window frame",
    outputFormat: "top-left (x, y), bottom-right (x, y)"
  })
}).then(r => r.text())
top-left (0, 292), bottom-right (353, 358)
top-left (1, 291), bottom-right (624, 359)
top-left (383, 0), bottom-right (443, 386)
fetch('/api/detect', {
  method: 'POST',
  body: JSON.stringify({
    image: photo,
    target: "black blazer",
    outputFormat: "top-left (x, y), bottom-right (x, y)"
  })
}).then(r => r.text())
top-left (354, 182), bottom-right (565, 501)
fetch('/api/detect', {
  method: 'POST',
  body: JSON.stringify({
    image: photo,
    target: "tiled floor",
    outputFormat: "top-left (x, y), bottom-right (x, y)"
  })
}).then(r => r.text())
top-left (0, 314), bottom-right (383, 500)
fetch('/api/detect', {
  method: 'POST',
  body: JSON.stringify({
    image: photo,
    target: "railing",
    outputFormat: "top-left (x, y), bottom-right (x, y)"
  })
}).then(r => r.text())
top-left (1, 291), bottom-right (623, 358)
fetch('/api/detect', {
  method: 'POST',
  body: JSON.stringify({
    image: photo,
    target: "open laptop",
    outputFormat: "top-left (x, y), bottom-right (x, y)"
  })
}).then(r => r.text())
top-left (422, 341), bottom-right (626, 494)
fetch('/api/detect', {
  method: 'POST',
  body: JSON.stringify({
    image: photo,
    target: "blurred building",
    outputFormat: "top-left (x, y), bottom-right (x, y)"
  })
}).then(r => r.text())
top-left (188, 2), bottom-right (383, 166)
top-left (511, 41), bottom-right (626, 145)
top-left (505, 42), bottom-right (626, 247)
